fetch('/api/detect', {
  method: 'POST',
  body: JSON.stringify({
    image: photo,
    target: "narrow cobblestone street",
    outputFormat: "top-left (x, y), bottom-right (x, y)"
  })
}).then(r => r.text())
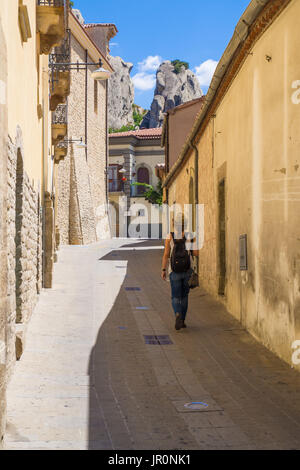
top-left (4, 239), bottom-right (300, 450)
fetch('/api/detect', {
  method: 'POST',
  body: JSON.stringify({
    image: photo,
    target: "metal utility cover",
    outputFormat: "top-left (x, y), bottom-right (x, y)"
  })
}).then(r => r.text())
top-left (144, 336), bottom-right (159, 345)
top-left (136, 307), bottom-right (149, 310)
top-left (172, 399), bottom-right (223, 413)
top-left (125, 287), bottom-right (141, 291)
top-left (144, 335), bottom-right (173, 345)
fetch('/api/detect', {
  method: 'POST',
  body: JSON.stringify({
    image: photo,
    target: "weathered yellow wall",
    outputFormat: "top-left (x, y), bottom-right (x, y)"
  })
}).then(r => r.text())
top-left (213, 0), bottom-right (300, 365)
top-left (168, 153), bottom-right (194, 207)
top-left (0, 7), bottom-right (8, 447)
top-left (0, 0), bottom-right (51, 191)
top-left (197, 121), bottom-right (218, 296)
top-left (167, 0), bottom-right (300, 367)
top-left (168, 122), bottom-right (218, 295)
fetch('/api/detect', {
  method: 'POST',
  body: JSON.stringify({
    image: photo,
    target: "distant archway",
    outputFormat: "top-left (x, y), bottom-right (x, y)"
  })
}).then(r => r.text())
top-left (109, 200), bottom-right (120, 238)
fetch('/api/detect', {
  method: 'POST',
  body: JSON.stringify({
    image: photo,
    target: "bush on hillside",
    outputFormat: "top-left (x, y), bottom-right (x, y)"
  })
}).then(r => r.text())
top-left (171, 59), bottom-right (189, 74)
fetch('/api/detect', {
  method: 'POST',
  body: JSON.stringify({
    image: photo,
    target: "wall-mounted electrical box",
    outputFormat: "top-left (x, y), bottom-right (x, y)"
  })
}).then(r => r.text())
top-left (239, 234), bottom-right (248, 271)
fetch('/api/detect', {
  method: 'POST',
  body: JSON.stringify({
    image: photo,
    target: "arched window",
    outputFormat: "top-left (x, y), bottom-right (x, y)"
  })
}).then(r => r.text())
top-left (137, 167), bottom-right (150, 195)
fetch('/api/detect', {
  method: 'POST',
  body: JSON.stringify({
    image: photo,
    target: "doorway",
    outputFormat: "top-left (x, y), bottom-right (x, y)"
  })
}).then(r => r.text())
top-left (137, 167), bottom-right (149, 195)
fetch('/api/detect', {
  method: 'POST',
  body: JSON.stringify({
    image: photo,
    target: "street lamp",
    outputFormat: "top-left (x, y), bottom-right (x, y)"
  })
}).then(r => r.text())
top-left (91, 65), bottom-right (111, 81)
top-left (59, 137), bottom-right (87, 149)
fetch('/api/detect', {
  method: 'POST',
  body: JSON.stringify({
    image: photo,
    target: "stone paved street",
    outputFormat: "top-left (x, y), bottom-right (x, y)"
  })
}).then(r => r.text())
top-left (4, 239), bottom-right (300, 450)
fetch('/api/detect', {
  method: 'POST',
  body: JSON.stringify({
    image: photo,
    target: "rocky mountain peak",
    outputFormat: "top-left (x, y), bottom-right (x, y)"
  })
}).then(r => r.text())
top-left (141, 60), bottom-right (203, 129)
top-left (107, 56), bottom-right (135, 130)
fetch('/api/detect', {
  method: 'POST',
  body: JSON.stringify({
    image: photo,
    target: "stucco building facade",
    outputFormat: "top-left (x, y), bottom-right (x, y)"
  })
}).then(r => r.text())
top-left (108, 128), bottom-right (165, 238)
top-left (163, 0), bottom-right (300, 368)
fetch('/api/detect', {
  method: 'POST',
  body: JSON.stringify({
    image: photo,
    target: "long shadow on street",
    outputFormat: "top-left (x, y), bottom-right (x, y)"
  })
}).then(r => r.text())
top-left (88, 239), bottom-right (300, 450)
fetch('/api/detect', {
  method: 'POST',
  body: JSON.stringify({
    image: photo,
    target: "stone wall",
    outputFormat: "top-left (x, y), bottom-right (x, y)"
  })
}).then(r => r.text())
top-left (56, 33), bottom-right (110, 246)
top-left (6, 131), bottom-right (42, 361)
top-left (6, 137), bottom-right (16, 376)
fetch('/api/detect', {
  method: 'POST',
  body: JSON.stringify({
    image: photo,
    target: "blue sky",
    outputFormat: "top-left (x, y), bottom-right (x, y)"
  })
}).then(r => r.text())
top-left (73, 0), bottom-right (250, 109)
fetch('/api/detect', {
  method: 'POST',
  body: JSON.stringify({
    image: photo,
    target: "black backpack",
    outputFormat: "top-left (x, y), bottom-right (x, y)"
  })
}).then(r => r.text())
top-left (171, 233), bottom-right (191, 273)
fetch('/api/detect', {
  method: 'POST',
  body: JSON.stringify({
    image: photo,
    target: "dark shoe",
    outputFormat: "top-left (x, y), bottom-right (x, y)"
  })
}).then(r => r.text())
top-left (175, 313), bottom-right (182, 330)
top-left (182, 322), bottom-right (187, 328)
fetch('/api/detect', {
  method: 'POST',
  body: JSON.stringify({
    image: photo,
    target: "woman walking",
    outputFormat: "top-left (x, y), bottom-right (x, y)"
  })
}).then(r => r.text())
top-left (161, 215), bottom-right (199, 330)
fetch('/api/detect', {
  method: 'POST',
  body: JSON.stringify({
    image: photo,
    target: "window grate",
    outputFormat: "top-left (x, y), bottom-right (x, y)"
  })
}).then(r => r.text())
top-left (37, 0), bottom-right (64, 6)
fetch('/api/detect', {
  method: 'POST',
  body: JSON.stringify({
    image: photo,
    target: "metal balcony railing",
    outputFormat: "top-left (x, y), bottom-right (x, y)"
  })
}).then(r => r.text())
top-left (37, 0), bottom-right (64, 6)
top-left (52, 103), bottom-right (68, 125)
top-left (49, 28), bottom-right (71, 71)
top-left (109, 181), bottom-right (124, 193)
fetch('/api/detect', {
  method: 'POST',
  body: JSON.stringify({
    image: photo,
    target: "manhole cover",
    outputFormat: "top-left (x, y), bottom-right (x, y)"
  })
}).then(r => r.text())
top-left (172, 399), bottom-right (223, 413)
top-left (125, 287), bottom-right (141, 291)
top-left (184, 402), bottom-right (208, 410)
top-left (136, 307), bottom-right (149, 310)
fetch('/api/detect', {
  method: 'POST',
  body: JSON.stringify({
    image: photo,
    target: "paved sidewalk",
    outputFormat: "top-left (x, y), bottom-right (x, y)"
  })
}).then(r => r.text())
top-left (4, 239), bottom-right (300, 450)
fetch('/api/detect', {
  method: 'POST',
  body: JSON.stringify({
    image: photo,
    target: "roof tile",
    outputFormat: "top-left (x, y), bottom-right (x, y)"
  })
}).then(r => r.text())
top-left (109, 128), bottom-right (162, 140)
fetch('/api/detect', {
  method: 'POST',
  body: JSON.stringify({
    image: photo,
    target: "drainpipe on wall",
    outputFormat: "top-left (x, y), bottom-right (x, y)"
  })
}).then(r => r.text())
top-left (105, 79), bottom-right (109, 213)
top-left (85, 49), bottom-right (88, 161)
top-left (42, 97), bottom-right (46, 287)
top-left (189, 140), bottom-right (199, 274)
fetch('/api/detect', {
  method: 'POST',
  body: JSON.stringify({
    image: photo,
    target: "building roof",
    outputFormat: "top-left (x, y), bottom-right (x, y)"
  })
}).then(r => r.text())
top-left (70, 12), bottom-right (114, 72)
top-left (84, 23), bottom-right (118, 31)
top-left (109, 128), bottom-right (163, 140)
top-left (161, 97), bottom-right (205, 147)
top-left (84, 23), bottom-right (118, 41)
top-left (166, 97), bottom-right (205, 116)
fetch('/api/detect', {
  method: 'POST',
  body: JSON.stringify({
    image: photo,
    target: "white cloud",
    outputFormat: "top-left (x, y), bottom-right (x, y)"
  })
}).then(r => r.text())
top-left (132, 72), bottom-right (156, 91)
top-left (195, 59), bottom-right (218, 88)
top-left (132, 55), bottom-right (162, 91)
top-left (110, 42), bottom-right (119, 47)
top-left (138, 55), bottom-right (162, 73)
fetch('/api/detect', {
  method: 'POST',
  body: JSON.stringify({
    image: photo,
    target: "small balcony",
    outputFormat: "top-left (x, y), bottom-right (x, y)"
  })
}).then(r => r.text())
top-left (50, 71), bottom-right (70, 111)
top-left (49, 29), bottom-right (71, 111)
top-left (109, 180), bottom-right (124, 193)
top-left (36, 1), bottom-right (67, 55)
top-left (52, 104), bottom-right (67, 145)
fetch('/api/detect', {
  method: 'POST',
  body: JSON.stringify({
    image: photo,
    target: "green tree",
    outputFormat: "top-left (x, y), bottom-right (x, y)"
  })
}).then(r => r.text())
top-left (131, 181), bottom-right (163, 206)
top-left (171, 59), bottom-right (189, 74)
top-left (109, 106), bottom-right (148, 134)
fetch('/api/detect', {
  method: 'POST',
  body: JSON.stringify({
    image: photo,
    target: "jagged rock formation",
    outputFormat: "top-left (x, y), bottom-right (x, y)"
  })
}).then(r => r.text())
top-left (141, 61), bottom-right (203, 129)
top-left (108, 56), bottom-right (135, 130)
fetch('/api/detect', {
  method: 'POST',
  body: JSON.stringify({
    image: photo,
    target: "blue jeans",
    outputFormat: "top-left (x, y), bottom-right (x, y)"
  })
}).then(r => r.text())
top-left (169, 269), bottom-right (192, 321)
